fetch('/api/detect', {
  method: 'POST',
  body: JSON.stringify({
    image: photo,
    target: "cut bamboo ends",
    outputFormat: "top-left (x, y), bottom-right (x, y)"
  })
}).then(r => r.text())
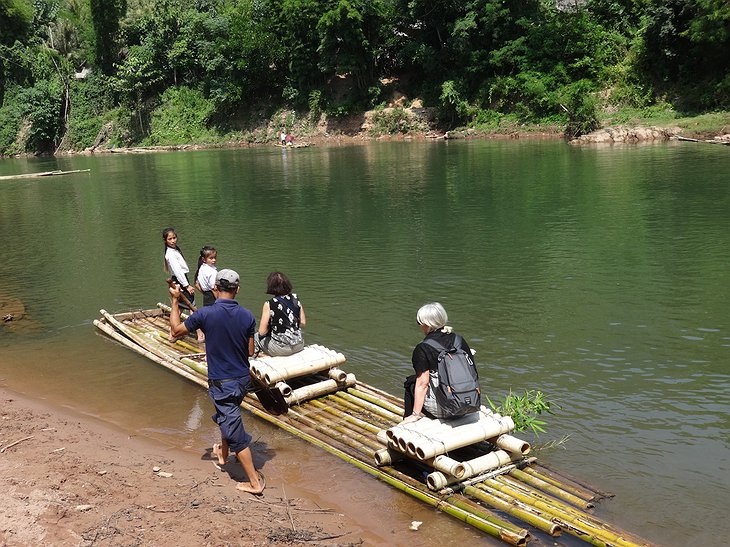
top-left (250, 345), bottom-right (347, 385)
top-left (285, 374), bottom-right (357, 406)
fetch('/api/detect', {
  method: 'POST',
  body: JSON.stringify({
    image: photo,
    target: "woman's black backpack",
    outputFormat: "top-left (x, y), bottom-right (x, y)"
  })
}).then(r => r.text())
top-left (424, 336), bottom-right (481, 419)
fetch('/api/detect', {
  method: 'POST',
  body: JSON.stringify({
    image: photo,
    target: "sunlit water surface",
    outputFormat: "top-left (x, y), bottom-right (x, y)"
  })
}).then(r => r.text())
top-left (1, 140), bottom-right (728, 545)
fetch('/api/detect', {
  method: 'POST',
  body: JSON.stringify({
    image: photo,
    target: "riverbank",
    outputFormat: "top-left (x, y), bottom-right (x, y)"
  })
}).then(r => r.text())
top-left (0, 387), bottom-right (363, 546)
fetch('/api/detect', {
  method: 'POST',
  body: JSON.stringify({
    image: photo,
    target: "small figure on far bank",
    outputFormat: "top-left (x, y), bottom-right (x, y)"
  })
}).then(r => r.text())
top-left (280, 128), bottom-right (287, 145)
top-left (163, 227), bottom-right (203, 341)
top-left (255, 271), bottom-right (306, 356)
top-left (195, 246), bottom-right (217, 307)
top-left (168, 269), bottom-right (265, 495)
top-left (401, 302), bottom-right (477, 425)
top-left (285, 133), bottom-right (294, 145)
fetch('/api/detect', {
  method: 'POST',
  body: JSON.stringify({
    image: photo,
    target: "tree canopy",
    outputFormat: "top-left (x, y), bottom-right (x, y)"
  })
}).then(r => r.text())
top-left (1, 0), bottom-right (728, 154)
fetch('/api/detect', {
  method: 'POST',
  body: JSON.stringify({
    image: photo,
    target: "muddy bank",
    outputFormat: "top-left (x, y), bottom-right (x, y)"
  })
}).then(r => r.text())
top-left (0, 387), bottom-right (364, 546)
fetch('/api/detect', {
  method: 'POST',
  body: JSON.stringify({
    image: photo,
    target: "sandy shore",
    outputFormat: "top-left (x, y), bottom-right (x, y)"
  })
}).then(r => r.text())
top-left (0, 387), bottom-right (363, 546)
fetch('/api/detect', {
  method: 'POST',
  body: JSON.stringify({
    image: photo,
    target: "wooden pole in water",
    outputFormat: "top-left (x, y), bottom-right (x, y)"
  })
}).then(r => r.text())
top-left (464, 484), bottom-right (562, 537)
top-left (483, 478), bottom-right (642, 547)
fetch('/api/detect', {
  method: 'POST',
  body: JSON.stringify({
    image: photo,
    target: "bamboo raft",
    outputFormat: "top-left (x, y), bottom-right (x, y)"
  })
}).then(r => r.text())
top-left (94, 305), bottom-right (651, 547)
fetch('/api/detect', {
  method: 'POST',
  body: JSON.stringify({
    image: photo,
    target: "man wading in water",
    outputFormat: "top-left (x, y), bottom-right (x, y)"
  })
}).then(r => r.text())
top-left (168, 269), bottom-right (265, 495)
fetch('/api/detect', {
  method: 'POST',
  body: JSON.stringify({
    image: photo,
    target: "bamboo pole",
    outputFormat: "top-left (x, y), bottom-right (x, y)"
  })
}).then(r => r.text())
top-left (508, 468), bottom-right (593, 509)
top-left (457, 450), bottom-right (519, 480)
top-left (285, 375), bottom-right (356, 406)
top-left (484, 478), bottom-right (641, 547)
top-left (275, 381), bottom-right (293, 398)
top-left (308, 399), bottom-right (382, 435)
top-left (493, 434), bottom-right (531, 455)
top-left (464, 485), bottom-right (562, 537)
top-left (327, 367), bottom-right (348, 382)
top-left (251, 345), bottom-right (347, 385)
top-left (329, 391), bottom-right (403, 421)
top-left (521, 466), bottom-right (597, 501)
top-left (373, 447), bottom-right (403, 466)
top-left (531, 463), bottom-right (613, 500)
top-left (321, 393), bottom-right (396, 429)
top-left (347, 387), bottom-right (404, 416)
top-left (413, 416), bottom-right (515, 460)
top-left (498, 473), bottom-right (594, 511)
top-left (101, 310), bottom-right (185, 362)
top-left (94, 320), bottom-right (206, 388)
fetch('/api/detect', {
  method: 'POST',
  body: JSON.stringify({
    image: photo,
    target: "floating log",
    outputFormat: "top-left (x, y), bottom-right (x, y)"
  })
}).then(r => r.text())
top-left (0, 169), bottom-right (91, 180)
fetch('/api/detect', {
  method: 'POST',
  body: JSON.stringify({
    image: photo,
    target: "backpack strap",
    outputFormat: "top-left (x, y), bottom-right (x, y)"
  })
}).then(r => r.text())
top-left (422, 335), bottom-right (463, 353)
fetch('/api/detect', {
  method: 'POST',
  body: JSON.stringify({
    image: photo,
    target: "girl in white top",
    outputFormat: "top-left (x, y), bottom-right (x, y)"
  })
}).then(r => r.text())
top-left (194, 246), bottom-right (217, 307)
top-left (162, 227), bottom-right (202, 341)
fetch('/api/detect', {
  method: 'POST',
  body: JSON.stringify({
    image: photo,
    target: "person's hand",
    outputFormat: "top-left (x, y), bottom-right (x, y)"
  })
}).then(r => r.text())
top-left (186, 285), bottom-right (195, 296)
top-left (168, 283), bottom-right (181, 300)
top-left (400, 413), bottom-right (422, 425)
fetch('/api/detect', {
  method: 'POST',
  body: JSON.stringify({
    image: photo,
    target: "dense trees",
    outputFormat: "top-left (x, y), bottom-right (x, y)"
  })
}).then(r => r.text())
top-left (1, 0), bottom-right (728, 154)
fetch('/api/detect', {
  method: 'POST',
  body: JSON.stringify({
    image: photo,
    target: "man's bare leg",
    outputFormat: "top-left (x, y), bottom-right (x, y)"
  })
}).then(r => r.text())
top-left (212, 440), bottom-right (228, 465)
top-left (235, 447), bottom-right (264, 494)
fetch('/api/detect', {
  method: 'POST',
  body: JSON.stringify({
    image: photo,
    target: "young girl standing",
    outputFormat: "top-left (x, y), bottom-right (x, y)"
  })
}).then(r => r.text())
top-left (194, 246), bottom-right (217, 307)
top-left (162, 227), bottom-right (202, 341)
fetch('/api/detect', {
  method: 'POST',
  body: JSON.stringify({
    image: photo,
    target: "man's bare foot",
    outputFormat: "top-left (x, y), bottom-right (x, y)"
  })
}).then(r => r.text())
top-left (212, 443), bottom-right (226, 465)
top-left (235, 471), bottom-right (265, 495)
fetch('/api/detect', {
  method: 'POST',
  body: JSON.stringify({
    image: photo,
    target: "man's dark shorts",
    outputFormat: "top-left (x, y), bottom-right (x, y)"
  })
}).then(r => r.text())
top-left (208, 376), bottom-right (252, 454)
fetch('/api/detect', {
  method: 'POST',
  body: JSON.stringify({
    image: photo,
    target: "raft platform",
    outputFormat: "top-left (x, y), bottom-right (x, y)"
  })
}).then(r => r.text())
top-left (95, 304), bottom-right (651, 546)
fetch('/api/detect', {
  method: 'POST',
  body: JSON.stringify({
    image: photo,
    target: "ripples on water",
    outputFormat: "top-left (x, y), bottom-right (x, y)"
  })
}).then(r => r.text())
top-left (1, 142), bottom-right (729, 545)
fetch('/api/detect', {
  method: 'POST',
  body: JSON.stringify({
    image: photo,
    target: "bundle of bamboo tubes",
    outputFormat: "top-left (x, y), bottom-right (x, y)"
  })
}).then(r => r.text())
top-left (375, 408), bottom-right (536, 491)
top-left (250, 345), bottom-right (347, 385)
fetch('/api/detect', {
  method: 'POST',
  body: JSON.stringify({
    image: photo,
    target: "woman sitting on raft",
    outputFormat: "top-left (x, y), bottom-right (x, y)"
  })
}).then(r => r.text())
top-left (401, 302), bottom-right (475, 425)
top-left (255, 271), bottom-right (306, 356)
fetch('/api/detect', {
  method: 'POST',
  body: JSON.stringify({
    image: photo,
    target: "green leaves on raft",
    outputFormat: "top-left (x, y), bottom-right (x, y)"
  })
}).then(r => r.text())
top-left (487, 389), bottom-right (556, 437)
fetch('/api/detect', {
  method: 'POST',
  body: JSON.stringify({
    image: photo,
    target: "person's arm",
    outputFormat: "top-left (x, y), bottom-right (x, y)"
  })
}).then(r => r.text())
top-left (248, 336), bottom-right (255, 357)
top-left (168, 284), bottom-right (191, 338)
top-left (258, 301), bottom-right (270, 337)
top-left (401, 370), bottom-right (430, 424)
top-left (299, 303), bottom-right (306, 328)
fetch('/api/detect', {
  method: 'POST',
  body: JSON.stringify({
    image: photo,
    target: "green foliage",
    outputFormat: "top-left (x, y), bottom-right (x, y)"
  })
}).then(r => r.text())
top-left (369, 106), bottom-right (426, 135)
top-left (0, 85), bottom-right (25, 155)
top-left (487, 389), bottom-right (555, 437)
top-left (307, 89), bottom-right (322, 122)
top-left (0, 0), bottom-right (34, 46)
top-left (66, 74), bottom-right (114, 150)
top-left (20, 77), bottom-right (63, 152)
top-left (90, 0), bottom-right (126, 73)
top-left (145, 86), bottom-right (215, 145)
top-left (439, 80), bottom-right (471, 126)
top-left (562, 80), bottom-right (600, 139)
top-left (2, 0), bottom-right (729, 153)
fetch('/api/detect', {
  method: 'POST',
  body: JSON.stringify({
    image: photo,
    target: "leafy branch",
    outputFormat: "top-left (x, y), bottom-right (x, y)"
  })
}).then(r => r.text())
top-left (487, 389), bottom-right (557, 437)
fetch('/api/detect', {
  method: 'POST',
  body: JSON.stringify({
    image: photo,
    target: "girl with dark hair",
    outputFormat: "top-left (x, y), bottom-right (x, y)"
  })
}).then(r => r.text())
top-left (162, 227), bottom-right (202, 341)
top-left (194, 246), bottom-right (217, 307)
top-left (255, 271), bottom-right (306, 356)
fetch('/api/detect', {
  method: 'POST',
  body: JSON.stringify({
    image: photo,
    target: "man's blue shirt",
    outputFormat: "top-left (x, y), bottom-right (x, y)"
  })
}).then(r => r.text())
top-left (184, 298), bottom-right (256, 380)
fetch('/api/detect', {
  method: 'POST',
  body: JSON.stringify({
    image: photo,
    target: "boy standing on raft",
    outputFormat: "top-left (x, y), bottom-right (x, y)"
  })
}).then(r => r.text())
top-left (168, 269), bottom-right (265, 495)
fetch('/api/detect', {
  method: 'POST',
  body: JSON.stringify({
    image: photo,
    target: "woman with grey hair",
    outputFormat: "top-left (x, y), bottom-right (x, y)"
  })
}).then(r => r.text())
top-left (401, 302), bottom-right (475, 424)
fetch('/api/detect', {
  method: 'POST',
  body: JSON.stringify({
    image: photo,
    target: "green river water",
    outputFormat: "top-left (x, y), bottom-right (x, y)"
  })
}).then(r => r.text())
top-left (0, 140), bottom-right (728, 545)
